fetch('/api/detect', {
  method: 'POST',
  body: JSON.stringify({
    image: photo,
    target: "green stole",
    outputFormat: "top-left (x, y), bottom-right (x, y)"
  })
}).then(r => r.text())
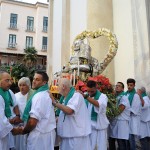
top-left (56, 87), bottom-right (75, 116)
top-left (22, 84), bottom-right (49, 122)
top-left (116, 91), bottom-right (125, 106)
top-left (142, 92), bottom-right (147, 98)
top-left (0, 88), bottom-right (14, 118)
top-left (27, 89), bottom-right (35, 101)
top-left (125, 88), bottom-right (136, 106)
top-left (88, 90), bottom-right (101, 121)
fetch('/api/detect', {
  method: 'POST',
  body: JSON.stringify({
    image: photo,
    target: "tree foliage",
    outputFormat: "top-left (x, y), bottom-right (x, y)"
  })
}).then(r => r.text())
top-left (23, 47), bottom-right (37, 68)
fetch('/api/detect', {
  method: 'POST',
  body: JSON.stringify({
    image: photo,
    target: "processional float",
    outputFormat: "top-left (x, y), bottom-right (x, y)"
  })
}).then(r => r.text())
top-left (50, 28), bottom-right (118, 93)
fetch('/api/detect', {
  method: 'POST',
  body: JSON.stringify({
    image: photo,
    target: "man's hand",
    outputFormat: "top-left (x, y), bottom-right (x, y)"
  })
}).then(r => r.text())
top-left (14, 116), bottom-right (23, 124)
top-left (10, 116), bottom-right (23, 125)
top-left (77, 90), bottom-right (85, 98)
top-left (137, 89), bottom-right (142, 97)
top-left (11, 127), bottom-right (24, 135)
top-left (48, 91), bottom-right (55, 103)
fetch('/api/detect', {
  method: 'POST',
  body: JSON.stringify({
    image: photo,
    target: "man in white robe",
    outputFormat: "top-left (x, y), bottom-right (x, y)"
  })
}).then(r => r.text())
top-left (109, 82), bottom-right (130, 150)
top-left (125, 78), bottom-right (141, 150)
top-left (14, 71), bottom-right (56, 150)
top-left (15, 77), bottom-right (34, 150)
top-left (0, 71), bottom-right (21, 150)
top-left (50, 78), bottom-right (91, 150)
top-left (137, 87), bottom-right (150, 150)
top-left (0, 95), bottom-right (13, 150)
top-left (82, 80), bottom-right (109, 150)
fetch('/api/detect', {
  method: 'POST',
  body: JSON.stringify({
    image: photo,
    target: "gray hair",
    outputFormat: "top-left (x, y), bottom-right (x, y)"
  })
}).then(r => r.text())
top-left (18, 77), bottom-right (31, 89)
top-left (59, 78), bottom-right (72, 89)
top-left (140, 87), bottom-right (146, 93)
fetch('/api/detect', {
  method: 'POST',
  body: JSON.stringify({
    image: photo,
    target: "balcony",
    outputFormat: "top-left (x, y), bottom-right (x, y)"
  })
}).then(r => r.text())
top-left (25, 45), bottom-right (33, 49)
top-left (8, 43), bottom-right (17, 49)
top-left (26, 26), bottom-right (34, 32)
top-left (41, 45), bottom-right (47, 51)
top-left (9, 23), bottom-right (17, 30)
top-left (43, 26), bottom-right (48, 32)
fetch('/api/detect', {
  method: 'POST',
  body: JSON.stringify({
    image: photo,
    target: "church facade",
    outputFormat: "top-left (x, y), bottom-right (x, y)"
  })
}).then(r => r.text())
top-left (47, 0), bottom-right (150, 92)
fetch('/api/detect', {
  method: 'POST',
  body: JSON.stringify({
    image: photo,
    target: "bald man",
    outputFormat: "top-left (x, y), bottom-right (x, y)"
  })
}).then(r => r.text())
top-left (0, 71), bottom-right (21, 150)
top-left (50, 78), bottom-right (91, 150)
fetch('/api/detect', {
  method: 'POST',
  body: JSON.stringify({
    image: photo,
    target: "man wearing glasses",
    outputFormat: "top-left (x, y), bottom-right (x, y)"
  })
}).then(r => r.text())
top-left (109, 82), bottom-right (130, 150)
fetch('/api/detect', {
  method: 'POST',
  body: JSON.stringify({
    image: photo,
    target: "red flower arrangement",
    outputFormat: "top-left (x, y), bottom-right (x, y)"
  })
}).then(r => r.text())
top-left (75, 75), bottom-right (120, 119)
top-left (75, 75), bottom-right (114, 94)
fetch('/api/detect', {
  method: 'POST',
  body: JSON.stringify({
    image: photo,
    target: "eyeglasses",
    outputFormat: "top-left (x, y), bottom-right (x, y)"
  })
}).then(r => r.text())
top-left (115, 84), bottom-right (122, 87)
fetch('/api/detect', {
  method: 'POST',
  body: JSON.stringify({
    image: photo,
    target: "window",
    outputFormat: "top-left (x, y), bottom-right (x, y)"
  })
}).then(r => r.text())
top-left (42, 37), bottom-right (47, 50)
top-left (43, 17), bottom-right (48, 32)
top-left (10, 13), bottom-right (17, 29)
top-left (8, 34), bottom-right (16, 48)
top-left (27, 16), bottom-right (34, 31)
top-left (26, 36), bottom-right (33, 48)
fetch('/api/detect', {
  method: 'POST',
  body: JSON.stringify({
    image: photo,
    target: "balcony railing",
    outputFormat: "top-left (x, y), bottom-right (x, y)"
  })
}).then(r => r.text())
top-left (9, 23), bottom-right (17, 29)
top-left (26, 45), bottom-right (33, 49)
top-left (8, 43), bottom-right (17, 48)
top-left (43, 26), bottom-right (48, 32)
top-left (42, 45), bottom-right (47, 51)
top-left (26, 26), bottom-right (34, 32)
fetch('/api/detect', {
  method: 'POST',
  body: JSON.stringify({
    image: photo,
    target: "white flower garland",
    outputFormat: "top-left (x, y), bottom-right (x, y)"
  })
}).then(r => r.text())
top-left (72, 28), bottom-right (118, 74)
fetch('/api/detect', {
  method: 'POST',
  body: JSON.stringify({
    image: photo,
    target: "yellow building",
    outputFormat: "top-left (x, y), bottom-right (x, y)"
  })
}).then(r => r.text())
top-left (0, 0), bottom-right (48, 69)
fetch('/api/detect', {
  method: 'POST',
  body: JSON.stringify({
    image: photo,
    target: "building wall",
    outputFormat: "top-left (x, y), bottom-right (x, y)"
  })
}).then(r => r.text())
top-left (113, 0), bottom-right (135, 88)
top-left (113, 0), bottom-right (150, 91)
top-left (47, 0), bottom-right (150, 91)
top-left (87, 0), bottom-right (114, 82)
top-left (0, 0), bottom-right (48, 58)
top-left (47, 0), bottom-right (87, 76)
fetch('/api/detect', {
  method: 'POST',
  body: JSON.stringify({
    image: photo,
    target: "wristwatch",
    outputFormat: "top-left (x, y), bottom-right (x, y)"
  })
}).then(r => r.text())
top-left (84, 92), bottom-right (89, 99)
top-left (52, 101), bottom-right (58, 107)
top-left (16, 114), bottom-right (20, 118)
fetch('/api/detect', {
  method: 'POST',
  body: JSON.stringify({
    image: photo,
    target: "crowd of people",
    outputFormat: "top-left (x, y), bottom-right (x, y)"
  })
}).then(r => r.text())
top-left (0, 70), bottom-right (150, 150)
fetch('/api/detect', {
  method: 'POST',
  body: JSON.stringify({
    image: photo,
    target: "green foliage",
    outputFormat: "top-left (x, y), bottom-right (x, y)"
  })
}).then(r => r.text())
top-left (23, 47), bottom-right (38, 68)
top-left (106, 93), bottom-right (121, 119)
top-left (11, 64), bottom-right (29, 81)
top-left (0, 65), bottom-right (11, 72)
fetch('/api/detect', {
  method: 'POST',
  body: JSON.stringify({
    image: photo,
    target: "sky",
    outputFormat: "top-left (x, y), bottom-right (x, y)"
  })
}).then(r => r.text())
top-left (18, 0), bottom-right (48, 4)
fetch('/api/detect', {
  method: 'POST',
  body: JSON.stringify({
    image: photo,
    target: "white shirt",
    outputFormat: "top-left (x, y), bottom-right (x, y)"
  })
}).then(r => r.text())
top-left (0, 96), bottom-right (13, 139)
top-left (29, 90), bottom-right (56, 133)
top-left (88, 93), bottom-right (109, 130)
top-left (15, 92), bottom-right (28, 117)
top-left (140, 96), bottom-right (150, 122)
top-left (57, 92), bottom-right (91, 138)
top-left (128, 93), bottom-right (141, 135)
top-left (0, 95), bottom-right (13, 150)
top-left (117, 95), bottom-right (130, 121)
top-left (109, 95), bottom-right (130, 139)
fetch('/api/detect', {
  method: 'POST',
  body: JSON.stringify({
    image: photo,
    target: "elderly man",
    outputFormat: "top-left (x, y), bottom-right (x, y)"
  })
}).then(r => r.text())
top-left (109, 82), bottom-right (130, 150)
top-left (137, 87), bottom-right (150, 150)
top-left (15, 71), bottom-right (56, 150)
top-left (50, 78), bottom-right (91, 150)
top-left (0, 71), bottom-right (21, 150)
top-left (15, 77), bottom-right (34, 150)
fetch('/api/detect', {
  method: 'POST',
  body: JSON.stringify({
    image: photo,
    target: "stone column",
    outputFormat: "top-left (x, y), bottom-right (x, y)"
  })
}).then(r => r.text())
top-left (61, 0), bottom-right (70, 67)
top-left (87, 0), bottom-right (114, 82)
top-left (47, 0), bottom-right (54, 81)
